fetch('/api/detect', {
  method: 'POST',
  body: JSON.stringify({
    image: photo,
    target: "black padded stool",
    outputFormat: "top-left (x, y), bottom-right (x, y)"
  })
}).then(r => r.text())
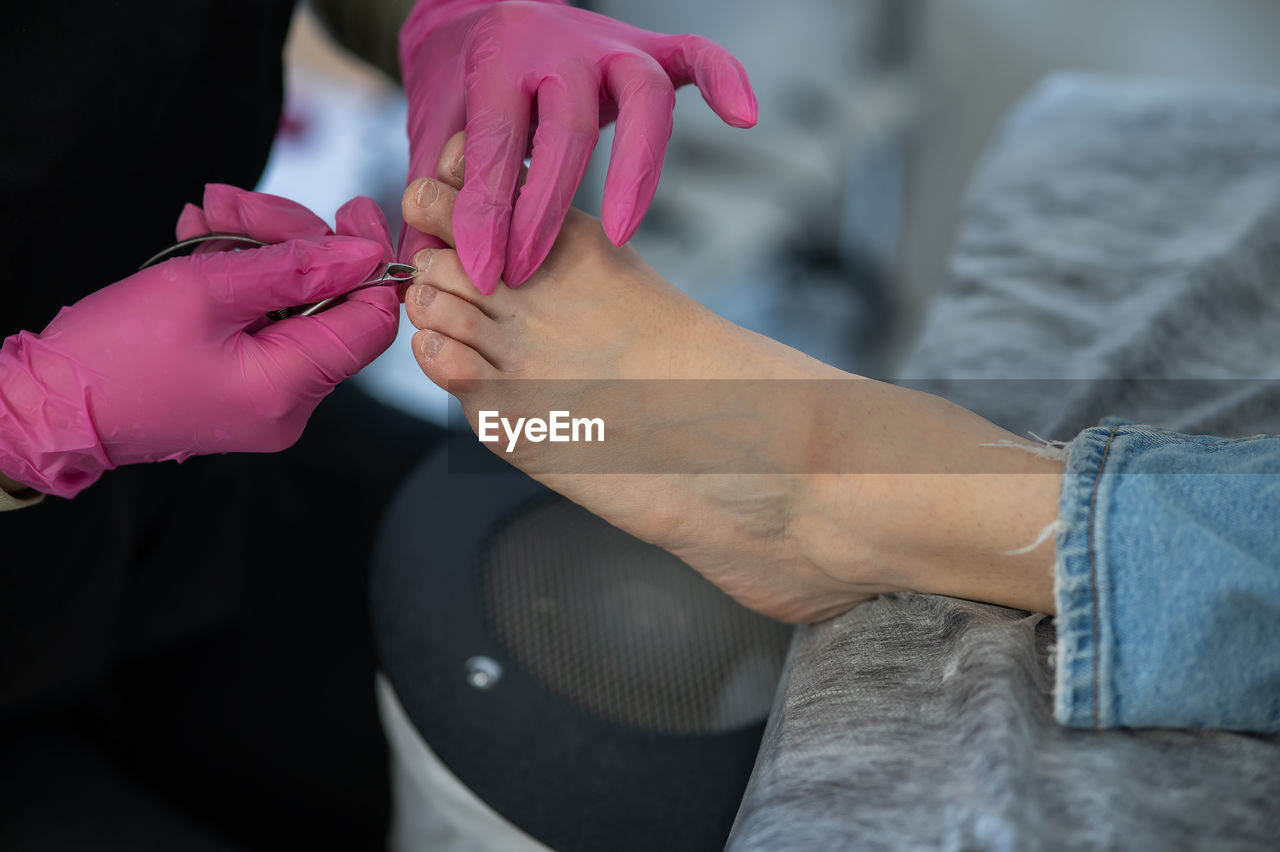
top-left (372, 437), bottom-right (794, 851)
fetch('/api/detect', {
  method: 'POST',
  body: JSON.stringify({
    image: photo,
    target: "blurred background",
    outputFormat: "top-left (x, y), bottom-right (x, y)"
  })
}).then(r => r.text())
top-left (260, 0), bottom-right (1280, 423)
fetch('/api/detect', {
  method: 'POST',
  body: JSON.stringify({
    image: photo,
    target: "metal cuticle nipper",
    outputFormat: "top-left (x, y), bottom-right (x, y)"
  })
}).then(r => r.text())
top-left (140, 233), bottom-right (418, 321)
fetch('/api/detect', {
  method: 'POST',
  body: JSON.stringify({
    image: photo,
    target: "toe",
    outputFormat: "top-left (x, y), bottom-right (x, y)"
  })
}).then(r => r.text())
top-left (437, 131), bottom-right (467, 190)
top-left (405, 283), bottom-right (507, 366)
top-left (402, 177), bottom-right (457, 247)
top-left (412, 329), bottom-right (497, 396)
top-left (411, 247), bottom-right (514, 316)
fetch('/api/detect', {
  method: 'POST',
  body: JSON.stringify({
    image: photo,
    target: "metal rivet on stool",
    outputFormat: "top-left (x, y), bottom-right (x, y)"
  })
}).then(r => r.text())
top-left (465, 656), bottom-right (503, 690)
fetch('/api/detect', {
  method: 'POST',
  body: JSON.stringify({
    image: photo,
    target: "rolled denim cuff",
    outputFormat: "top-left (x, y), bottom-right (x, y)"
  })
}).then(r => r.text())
top-left (1053, 423), bottom-right (1119, 729)
top-left (1053, 420), bottom-right (1280, 732)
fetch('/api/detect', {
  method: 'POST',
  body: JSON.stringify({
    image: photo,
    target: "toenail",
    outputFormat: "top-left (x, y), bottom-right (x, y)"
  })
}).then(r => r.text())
top-left (416, 331), bottom-right (443, 362)
top-left (451, 154), bottom-right (465, 180)
top-left (411, 284), bottom-right (436, 308)
top-left (413, 248), bottom-right (436, 277)
top-left (415, 179), bottom-right (440, 208)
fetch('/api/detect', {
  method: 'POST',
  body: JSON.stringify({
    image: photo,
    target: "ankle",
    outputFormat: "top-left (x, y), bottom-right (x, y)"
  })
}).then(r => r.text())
top-left (790, 382), bottom-right (1063, 613)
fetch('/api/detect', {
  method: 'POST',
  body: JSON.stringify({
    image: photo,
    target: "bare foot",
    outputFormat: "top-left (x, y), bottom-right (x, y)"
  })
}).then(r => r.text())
top-left (400, 136), bottom-right (1063, 621)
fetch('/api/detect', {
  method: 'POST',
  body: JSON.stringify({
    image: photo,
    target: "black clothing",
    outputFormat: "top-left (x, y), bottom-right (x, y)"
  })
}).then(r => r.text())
top-left (3, 0), bottom-right (294, 338)
top-left (2, 4), bottom-right (434, 849)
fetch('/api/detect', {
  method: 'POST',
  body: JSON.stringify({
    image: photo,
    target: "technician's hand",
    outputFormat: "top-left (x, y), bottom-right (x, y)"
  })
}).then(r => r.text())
top-left (0, 193), bottom-right (397, 499)
top-left (398, 0), bottom-right (757, 293)
top-left (176, 183), bottom-right (398, 260)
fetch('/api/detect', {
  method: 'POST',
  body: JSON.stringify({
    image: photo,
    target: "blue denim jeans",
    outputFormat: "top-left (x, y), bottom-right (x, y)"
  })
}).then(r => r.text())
top-left (1055, 419), bottom-right (1280, 731)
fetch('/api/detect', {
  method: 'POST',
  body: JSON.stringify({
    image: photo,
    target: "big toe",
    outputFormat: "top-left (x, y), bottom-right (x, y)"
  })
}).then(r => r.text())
top-left (402, 178), bottom-right (456, 247)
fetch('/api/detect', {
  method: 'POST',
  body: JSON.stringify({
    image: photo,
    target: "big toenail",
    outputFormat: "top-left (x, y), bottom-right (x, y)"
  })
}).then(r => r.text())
top-left (411, 284), bottom-right (436, 308)
top-left (415, 179), bottom-right (440, 208)
top-left (416, 331), bottom-right (442, 362)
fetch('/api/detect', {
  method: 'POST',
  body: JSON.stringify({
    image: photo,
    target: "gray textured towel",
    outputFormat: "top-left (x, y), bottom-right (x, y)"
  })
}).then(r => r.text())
top-left (729, 74), bottom-right (1280, 851)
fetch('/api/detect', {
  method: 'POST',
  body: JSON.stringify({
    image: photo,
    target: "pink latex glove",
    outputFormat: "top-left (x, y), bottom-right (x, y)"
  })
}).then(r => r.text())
top-left (398, 0), bottom-right (758, 293)
top-left (0, 188), bottom-right (399, 499)
top-left (176, 184), bottom-right (399, 259)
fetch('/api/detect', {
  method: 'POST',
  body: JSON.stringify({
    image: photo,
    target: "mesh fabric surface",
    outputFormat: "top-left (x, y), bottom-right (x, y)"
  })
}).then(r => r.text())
top-left (480, 498), bottom-right (793, 735)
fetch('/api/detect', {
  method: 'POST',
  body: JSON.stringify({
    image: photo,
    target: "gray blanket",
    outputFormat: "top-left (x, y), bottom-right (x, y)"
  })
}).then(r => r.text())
top-left (728, 74), bottom-right (1280, 851)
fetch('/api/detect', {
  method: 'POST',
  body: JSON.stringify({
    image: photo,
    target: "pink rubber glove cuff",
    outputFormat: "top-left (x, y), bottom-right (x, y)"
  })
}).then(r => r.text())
top-left (0, 333), bottom-right (111, 498)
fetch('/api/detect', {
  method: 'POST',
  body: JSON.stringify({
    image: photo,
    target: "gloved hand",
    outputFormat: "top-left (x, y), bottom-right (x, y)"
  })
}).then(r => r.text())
top-left (176, 183), bottom-right (398, 256)
top-left (0, 187), bottom-right (399, 499)
top-left (398, 0), bottom-right (757, 293)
